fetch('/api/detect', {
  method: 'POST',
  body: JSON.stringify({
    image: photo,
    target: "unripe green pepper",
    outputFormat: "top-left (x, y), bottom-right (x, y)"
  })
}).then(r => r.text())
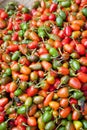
top-left (72, 90), bottom-right (83, 99)
top-left (53, 60), bottom-right (62, 69)
top-left (3, 35), bottom-right (11, 41)
top-left (18, 30), bottom-right (24, 37)
top-left (44, 106), bottom-right (51, 111)
top-left (45, 121), bottom-right (55, 130)
top-left (5, 68), bottom-right (12, 76)
top-left (6, 107), bottom-right (15, 114)
top-left (69, 68), bottom-right (76, 77)
top-left (82, 120), bottom-right (87, 129)
top-left (61, 119), bottom-right (67, 126)
top-left (59, 10), bottom-right (66, 20)
top-left (22, 7), bottom-right (29, 13)
top-left (67, 113), bottom-right (72, 121)
top-left (20, 23), bottom-right (28, 31)
top-left (82, 8), bottom-right (87, 17)
top-left (26, 126), bottom-right (31, 130)
top-left (48, 34), bottom-right (60, 40)
top-left (33, 1), bottom-right (40, 9)
top-left (70, 59), bottom-right (80, 71)
top-left (56, 16), bottom-right (63, 27)
top-left (12, 51), bottom-right (21, 61)
top-left (45, 44), bottom-right (51, 50)
top-left (42, 111), bottom-right (52, 123)
top-left (58, 127), bottom-right (66, 130)
top-left (0, 122), bottom-right (7, 130)
top-left (17, 105), bottom-right (26, 114)
top-left (14, 89), bottom-right (23, 96)
top-left (49, 48), bottom-right (59, 57)
top-left (38, 27), bottom-right (46, 38)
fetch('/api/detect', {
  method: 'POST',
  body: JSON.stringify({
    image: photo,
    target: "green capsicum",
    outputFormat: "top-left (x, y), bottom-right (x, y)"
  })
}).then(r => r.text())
top-left (17, 105), bottom-right (26, 114)
top-left (72, 90), bottom-right (83, 99)
top-left (0, 122), bottom-right (7, 130)
top-left (49, 47), bottom-right (59, 57)
top-left (45, 121), bottom-right (55, 130)
top-left (82, 8), bottom-right (87, 17)
top-left (12, 51), bottom-right (21, 61)
top-left (70, 59), bottom-right (80, 71)
top-left (60, 0), bottom-right (71, 8)
top-left (82, 120), bottom-right (87, 129)
top-left (42, 111), bottom-right (52, 123)
top-left (56, 16), bottom-right (63, 27)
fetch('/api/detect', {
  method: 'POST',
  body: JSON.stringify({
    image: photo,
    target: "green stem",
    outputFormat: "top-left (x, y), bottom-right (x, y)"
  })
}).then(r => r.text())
top-left (69, 89), bottom-right (80, 92)
top-left (56, 83), bottom-right (62, 89)
top-left (22, 123), bottom-right (28, 127)
top-left (34, 76), bottom-right (47, 88)
top-left (72, 104), bottom-right (81, 112)
top-left (55, 123), bottom-right (62, 130)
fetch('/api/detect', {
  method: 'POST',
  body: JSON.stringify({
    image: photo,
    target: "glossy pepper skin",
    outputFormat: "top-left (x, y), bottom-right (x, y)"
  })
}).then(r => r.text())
top-left (72, 90), bottom-right (83, 99)
top-left (42, 111), bottom-right (52, 123)
top-left (0, 0), bottom-right (87, 129)
top-left (70, 59), bottom-right (80, 71)
top-left (0, 122), bottom-right (7, 130)
top-left (82, 120), bottom-right (87, 129)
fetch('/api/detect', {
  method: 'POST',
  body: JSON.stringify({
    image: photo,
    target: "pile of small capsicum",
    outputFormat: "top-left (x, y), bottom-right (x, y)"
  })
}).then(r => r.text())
top-left (0, 0), bottom-right (87, 130)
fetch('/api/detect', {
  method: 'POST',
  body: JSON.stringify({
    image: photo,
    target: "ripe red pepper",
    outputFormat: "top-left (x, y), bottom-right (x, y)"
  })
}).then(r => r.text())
top-left (28, 41), bottom-right (38, 49)
top-left (77, 72), bottom-right (87, 83)
top-left (80, 66), bottom-right (87, 73)
top-left (69, 98), bottom-right (78, 104)
top-left (81, 83), bottom-right (87, 91)
top-left (12, 32), bottom-right (18, 41)
top-left (62, 37), bottom-right (71, 45)
top-left (50, 3), bottom-right (57, 12)
top-left (49, 14), bottom-right (56, 21)
top-left (0, 11), bottom-right (8, 20)
top-left (15, 115), bottom-right (27, 125)
top-left (22, 13), bottom-right (32, 21)
top-left (75, 0), bottom-right (81, 4)
top-left (26, 86), bottom-right (38, 97)
top-left (7, 22), bottom-right (13, 30)
top-left (6, 44), bottom-right (19, 53)
top-left (41, 14), bottom-right (49, 21)
top-left (58, 30), bottom-right (65, 38)
top-left (65, 26), bottom-right (72, 36)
